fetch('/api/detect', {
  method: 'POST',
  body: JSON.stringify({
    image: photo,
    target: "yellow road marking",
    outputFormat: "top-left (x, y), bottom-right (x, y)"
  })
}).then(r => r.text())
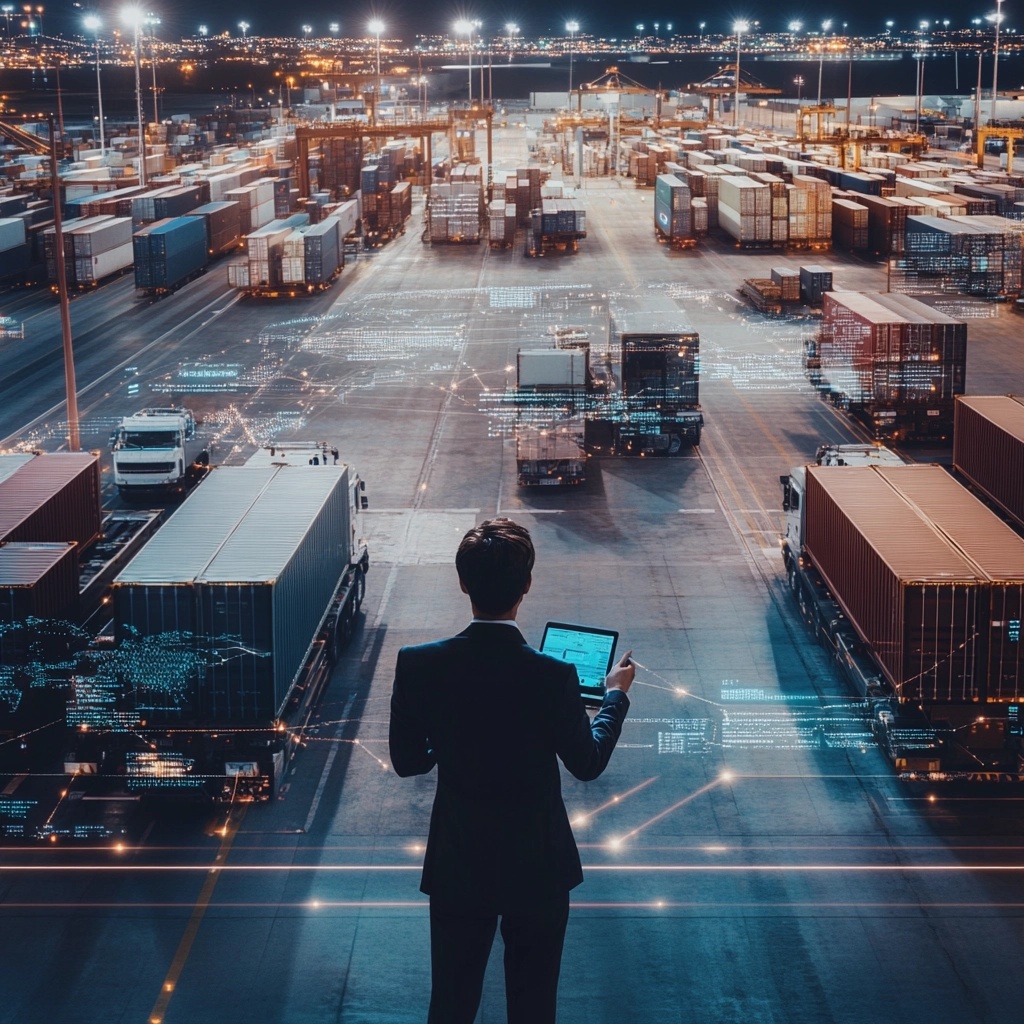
top-left (146, 806), bottom-right (246, 1024)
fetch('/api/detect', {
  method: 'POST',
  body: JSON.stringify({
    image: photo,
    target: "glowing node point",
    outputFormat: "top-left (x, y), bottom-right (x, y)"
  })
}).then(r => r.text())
top-left (675, 687), bottom-right (686, 695)
top-left (654, 899), bottom-right (665, 908)
top-left (607, 836), bottom-right (623, 850)
top-left (572, 816), bottom-right (587, 826)
top-left (928, 794), bottom-right (937, 803)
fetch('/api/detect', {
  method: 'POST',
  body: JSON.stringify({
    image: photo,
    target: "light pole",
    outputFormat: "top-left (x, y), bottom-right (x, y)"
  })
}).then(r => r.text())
top-left (794, 75), bottom-right (804, 103)
top-left (1, 5), bottom-right (12, 43)
top-left (566, 21), bottom-right (579, 102)
top-left (505, 22), bottom-right (519, 63)
top-left (455, 19), bottom-right (473, 104)
top-left (989, 0), bottom-right (1004, 124)
top-left (302, 24), bottom-right (312, 42)
top-left (83, 15), bottom-right (105, 155)
top-left (121, 6), bottom-right (147, 186)
top-left (817, 20), bottom-right (832, 106)
top-left (699, 22), bottom-right (705, 47)
top-left (146, 14), bottom-right (160, 125)
top-left (198, 24), bottom-right (207, 38)
top-left (238, 21), bottom-right (249, 42)
top-left (734, 20), bottom-right (748, 127)
top-left (368, 19), bottom-right (384, 124)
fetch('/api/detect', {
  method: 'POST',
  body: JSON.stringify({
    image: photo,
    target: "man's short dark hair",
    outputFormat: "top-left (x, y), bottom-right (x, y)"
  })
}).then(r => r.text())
top-left (456, 518), bottom-right (535, 615)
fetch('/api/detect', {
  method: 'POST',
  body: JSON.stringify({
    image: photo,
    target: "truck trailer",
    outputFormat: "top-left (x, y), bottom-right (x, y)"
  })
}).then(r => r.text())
top-left (91, 460), bottom-right (369, 800)
top-left (781, 446), bottom-right (1024, 779)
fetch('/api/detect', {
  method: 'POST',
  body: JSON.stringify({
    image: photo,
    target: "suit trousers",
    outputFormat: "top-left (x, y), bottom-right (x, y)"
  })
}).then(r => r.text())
top-left (426, 893), bottom-right (571, 1024)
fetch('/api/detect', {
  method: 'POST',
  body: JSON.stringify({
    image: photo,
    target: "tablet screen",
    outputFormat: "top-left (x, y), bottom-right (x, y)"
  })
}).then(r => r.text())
top-left (540, 622), bottom-right (618, 697)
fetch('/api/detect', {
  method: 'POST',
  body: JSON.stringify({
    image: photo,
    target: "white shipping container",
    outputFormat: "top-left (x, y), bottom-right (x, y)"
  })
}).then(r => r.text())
top-left (227, 261), bottom-right (250, 288)
top-left (332, 199), bottom-right (359, 239)
top-left (517, 349), bottom-right (587, 388)
top-left (70, 217), bottom-right (133, 256)
top-left (0, 217), bottom-right (26, 251)
top-left (78, 241), bottom-right (133, 282)
top-left (281, 256), bottom-right (305, 284)
top-left (249, 200), bottom-right (276, 232)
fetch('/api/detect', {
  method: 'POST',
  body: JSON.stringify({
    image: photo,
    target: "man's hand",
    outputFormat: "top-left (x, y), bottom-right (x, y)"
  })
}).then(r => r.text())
top-left (605, 650), bottom-right (634, 694)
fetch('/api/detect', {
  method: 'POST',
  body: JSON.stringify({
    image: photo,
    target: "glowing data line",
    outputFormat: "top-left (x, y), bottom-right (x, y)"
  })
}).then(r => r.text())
top-left (571, 776), bottom-right (659, 827)
top-left (608, 772), bottom-right (733, 848)
top-left (629, 658), bottom-right (725, 708)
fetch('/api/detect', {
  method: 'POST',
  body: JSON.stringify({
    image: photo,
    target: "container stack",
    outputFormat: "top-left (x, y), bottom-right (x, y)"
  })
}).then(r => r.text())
top-left (133, 216), bottom-right (209, 294)
top-left (788, 175), bottom-right (831, 248)
top-left (770, 266), bottom-right (802, 303)
top-left (718, 175), bottom-right (771, 247)
top-left (893, 215), bottom-right (1023, 297)
top-left (529, 200), bottom-right (587, 255)
top-left (816, 291), bottom-right (966, 438)
top-left (303, 216), bottom-right (343, 287)
top-left (429, 165), bottom-right (483, 244)
top-left (223, 179), bottom-right (276, 234)
top-left (831, 198), bottom-right (869, 252)
top-left (488, 200), bottom-right (517, 248)
top-left (654, 174), bottom-right (696, 248)
top-left (44, 216), bottom-right (134, 287)
top-left (321, 137), bottom-right (363, 197)
top-left (228, 213), bottom-right (310, 291)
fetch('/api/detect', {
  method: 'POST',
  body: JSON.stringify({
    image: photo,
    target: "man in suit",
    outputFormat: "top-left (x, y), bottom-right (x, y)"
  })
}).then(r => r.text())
top-left (389, 517), bottom-right (633, 1024)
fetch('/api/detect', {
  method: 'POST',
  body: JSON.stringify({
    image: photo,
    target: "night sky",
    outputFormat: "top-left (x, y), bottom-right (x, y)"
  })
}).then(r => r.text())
top-left (58, 3), bottom-right (1005, 43)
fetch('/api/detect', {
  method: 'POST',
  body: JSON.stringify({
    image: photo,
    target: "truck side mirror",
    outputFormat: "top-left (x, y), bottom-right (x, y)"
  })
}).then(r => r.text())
top-left (359, 480), bottom-right (366, 491)
top-left (779, 475), bottom-right (791, 512)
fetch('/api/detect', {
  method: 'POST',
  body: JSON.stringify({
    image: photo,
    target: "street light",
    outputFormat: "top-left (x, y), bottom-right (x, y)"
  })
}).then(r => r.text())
top-left (301, 24), bottom-right (312, 41)
top-left (566, 21), bottom-right (579, 100)
top-left (698, 23), bottom-right (705, 47)
top-left (454, 19), bottom-right (474, 104)
top-left (1, 5), bottom-right (13, 42)
top-left (329, 22), bottom-right (339, 37)
top-left (83, 14), bottom-right (105, 156)
top-left (198, 24), bottom-right (207, 37)
top-left (794, 75), bottom-right (804, 103)
top-left (121, 6), bottom-right (147, 186)
top-left (146, 13), bottom-right (161, 124)
top-left (238, 21), bottom-right (249, 41)
top-left (368, 18), bottom-right (384, 124)
top-left (734, 20), bottom-right (748, 127)
top-left (817, 19), bottom-right (832, 107)
top-left (989, 1), bottom-right (1005, 124)
top-left (505, 22), bottom-right (519, 63)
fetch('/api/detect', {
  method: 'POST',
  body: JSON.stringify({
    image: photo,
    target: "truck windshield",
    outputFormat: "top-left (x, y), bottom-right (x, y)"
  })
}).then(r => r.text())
top-left (118, 430), bottom-right (180, 449)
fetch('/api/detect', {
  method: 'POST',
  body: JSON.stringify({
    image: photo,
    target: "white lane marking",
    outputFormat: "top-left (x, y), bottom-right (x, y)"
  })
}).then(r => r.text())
top-left (303, 693), bottom-right (357, 833)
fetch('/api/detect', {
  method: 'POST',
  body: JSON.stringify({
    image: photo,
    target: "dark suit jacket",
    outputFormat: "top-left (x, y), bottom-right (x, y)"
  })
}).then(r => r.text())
top-left (389, 621), bottom-right (629, 911)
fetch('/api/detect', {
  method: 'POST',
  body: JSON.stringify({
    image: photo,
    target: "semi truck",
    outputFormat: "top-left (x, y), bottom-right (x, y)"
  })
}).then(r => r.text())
top-left (585, 311), bottom-right (703, 455)
top-left (781, 444), bottom-right (1024, 779)
top-left (110, 407), bottom-right (209, 496)
top-left (70, 455), bottom-right (369, 802)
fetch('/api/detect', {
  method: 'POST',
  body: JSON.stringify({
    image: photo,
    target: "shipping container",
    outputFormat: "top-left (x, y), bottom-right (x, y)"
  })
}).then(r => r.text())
top-left (0, 542), bottom-right (79, 631)
top-left (113, 465), bottom-right (353, 724)
top-left (800, 264), bottom-right (833, 304)
top-left (133, 215), bottom-right (208, 293)
top-left (517, 349), bottom-right (588, 389)
top-left (0, 452), bottom-right (103, 549)
top-left (185, 200), bottom-right (242, 256)
top-left (804, 466), bottom-right (985, 702)
top-left (953, 395), bottom-right (1024, 532)
top-left (874, 463), bottom-right (1024, 702)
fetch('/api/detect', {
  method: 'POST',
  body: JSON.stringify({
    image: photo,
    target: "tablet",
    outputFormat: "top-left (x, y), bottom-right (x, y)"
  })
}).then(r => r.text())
top-left (540, 622), bottom-right (619, 705)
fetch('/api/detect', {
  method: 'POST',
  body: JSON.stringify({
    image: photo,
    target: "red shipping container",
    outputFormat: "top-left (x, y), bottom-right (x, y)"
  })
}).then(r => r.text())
top-left (0, 452), bottom-right (102, 549)
top-left (954, 395), bottom-right (1024, 533)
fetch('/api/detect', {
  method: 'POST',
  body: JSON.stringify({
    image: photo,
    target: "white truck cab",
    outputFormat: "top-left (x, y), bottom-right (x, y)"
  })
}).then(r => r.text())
top-left (111, 408), bottom-right (208, 495)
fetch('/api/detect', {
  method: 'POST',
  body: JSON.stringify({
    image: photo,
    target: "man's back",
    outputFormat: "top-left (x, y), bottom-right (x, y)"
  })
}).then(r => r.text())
top-left (390, 621), bottom-right (628, 910)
